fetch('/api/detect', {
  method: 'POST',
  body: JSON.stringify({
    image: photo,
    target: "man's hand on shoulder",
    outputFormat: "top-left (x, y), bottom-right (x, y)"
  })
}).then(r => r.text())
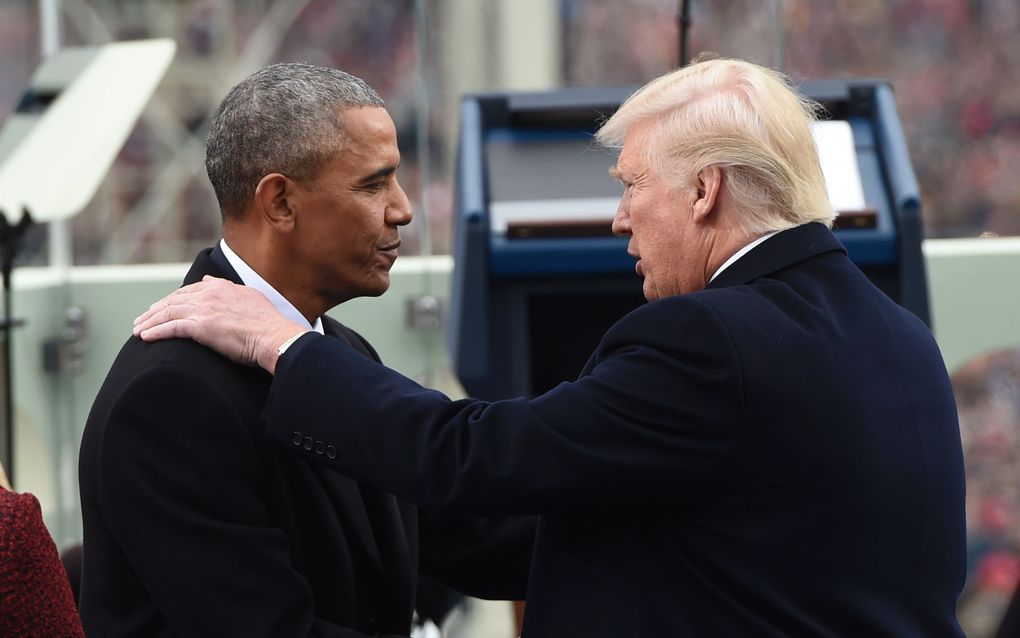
top-left (132, 276), bottom-right (307, 374)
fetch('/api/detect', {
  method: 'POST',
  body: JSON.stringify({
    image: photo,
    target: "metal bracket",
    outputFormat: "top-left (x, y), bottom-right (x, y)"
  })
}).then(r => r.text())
top-left (406, 295), bottom-right (443, 332)
top-left (43, 306), bottom-right (88, 375)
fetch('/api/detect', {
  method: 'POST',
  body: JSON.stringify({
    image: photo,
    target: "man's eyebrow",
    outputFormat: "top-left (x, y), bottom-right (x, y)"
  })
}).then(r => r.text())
top-left (356, 165), bottom-right (397, 184)
top-left (608, 165), bottom-right (622, 180)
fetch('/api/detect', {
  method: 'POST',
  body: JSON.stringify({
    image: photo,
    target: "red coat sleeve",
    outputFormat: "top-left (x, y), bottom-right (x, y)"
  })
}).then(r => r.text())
top-left (0, 488), bottom-right (84, 637)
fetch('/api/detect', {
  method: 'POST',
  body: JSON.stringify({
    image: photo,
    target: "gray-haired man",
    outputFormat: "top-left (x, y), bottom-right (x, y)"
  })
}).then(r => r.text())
top-left (78, 63), bottom-right (533, 638)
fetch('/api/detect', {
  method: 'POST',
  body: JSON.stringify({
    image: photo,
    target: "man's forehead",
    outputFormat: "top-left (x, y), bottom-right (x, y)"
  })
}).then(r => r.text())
top-left (332, 108), bottom-right (400, 160)
top-left (615, 140), bottom-right (645, 174)
top-left (339, 105), bottom-right (394, 132)
top-left (616, 119), bottom-right (663, 169)
top-left (627, 124), bottom-right (656, 149)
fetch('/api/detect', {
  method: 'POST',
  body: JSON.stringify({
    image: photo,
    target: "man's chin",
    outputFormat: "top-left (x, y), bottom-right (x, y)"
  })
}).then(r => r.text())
top-left (642, 279), bottom-right (658, 302)
top-left (360, 276), bottom-right (391, 299)
top-left (323, 279), bottom-right (390, 307)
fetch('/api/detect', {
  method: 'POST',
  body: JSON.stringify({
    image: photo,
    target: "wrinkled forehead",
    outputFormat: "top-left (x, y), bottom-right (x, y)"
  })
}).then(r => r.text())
top-left (616, 118), bottom-right (663, 172)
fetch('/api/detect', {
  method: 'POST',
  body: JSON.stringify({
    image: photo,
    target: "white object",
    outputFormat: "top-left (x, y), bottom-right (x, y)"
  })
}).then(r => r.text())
top-left (0, 39), bottom-right (176, 223)
top-left (811, 119), bottom-right (867, 213)
top-left (490, 197), bottom-right (619, 234)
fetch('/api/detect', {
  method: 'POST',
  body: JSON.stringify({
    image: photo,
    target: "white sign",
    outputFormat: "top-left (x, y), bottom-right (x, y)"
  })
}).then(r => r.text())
top-left (0, 39), bottom-right (176, 223)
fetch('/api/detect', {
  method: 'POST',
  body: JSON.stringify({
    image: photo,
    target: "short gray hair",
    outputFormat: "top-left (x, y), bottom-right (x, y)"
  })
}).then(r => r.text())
top-left (205, 62), bottom-right (384, 218)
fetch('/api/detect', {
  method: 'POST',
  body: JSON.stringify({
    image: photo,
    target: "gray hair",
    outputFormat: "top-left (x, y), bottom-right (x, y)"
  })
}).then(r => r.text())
top-left (205, 62), bottom-right (384, 218)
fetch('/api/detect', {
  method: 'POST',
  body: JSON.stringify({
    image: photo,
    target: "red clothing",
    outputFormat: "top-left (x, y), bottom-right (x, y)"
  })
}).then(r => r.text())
top-left (0, 487), bottom-right (84, 638)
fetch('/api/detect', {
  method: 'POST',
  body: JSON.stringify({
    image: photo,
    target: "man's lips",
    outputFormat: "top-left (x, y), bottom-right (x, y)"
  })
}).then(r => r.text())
top-left (628, 249), bottom-right (643, 276)
top-left (378, 240), bottom-right (401, 260)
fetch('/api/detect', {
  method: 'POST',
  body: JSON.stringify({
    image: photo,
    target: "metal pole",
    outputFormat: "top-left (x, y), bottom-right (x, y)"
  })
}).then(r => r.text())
top-left (678, 0), bottom-right (692, 67)
top-left (772, 0), bottom-right (785, 72)
top-left (412, 0), bottom-right (439, 385)
top-left (1, 218), bottom-right (12, 480)
top-left (40, 0), bottom-right (60, 54)
top-left (41, 0), bottom-right (70, 271)
top-left (414, 0), bottom-right (432, 261)
top-left (0, 211), bottom-right (32, 484)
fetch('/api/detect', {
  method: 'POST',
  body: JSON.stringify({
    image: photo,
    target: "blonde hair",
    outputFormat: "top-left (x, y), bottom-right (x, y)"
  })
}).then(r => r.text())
top-left (595, 58), bottom-right (835, 234)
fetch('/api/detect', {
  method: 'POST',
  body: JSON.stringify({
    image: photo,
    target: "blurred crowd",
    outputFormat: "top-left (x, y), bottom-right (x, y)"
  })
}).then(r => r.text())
top-left (952, 347), bottom-right (1020, 638)
top-left (567, 0), bottom-right (1020, 238)
top-left (1, 0), bottom-right (1019, 266)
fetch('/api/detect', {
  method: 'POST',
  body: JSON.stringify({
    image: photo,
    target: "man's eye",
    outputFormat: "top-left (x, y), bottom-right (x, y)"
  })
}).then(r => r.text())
top-left (364, 182), bottom-right (385, 191)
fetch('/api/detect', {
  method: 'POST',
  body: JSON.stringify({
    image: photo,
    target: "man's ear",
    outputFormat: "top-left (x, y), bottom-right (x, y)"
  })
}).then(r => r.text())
top-left (253, 173), bottom-right (296, 232)
top-left (691, 165), bottom-right (722, 223)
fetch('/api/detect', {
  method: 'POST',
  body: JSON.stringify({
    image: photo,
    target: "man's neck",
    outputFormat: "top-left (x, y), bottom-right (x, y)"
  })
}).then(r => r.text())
top-left (219, 238), bottom-right (325, 333)
top-left (709, 229), bottom-right (783, 283)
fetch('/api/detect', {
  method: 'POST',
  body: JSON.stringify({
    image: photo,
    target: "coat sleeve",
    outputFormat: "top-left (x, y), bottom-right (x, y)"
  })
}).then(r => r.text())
top-left (263, 297), bottom-right (745, 515)
top-left (98, 363), bottom-right (407, 638)
top-left (336, 318), bottom-right (537, 601)
top-left (0, 489), bottom-right (84, 637)
top-left (418, 511), bottom-right (536, 600)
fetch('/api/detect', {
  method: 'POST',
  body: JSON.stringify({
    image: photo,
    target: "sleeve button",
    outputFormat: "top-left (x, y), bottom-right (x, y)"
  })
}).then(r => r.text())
top-left (326, 445), bottom-right (337, 459)
top-left (291, 432), bottom-right (303, 446)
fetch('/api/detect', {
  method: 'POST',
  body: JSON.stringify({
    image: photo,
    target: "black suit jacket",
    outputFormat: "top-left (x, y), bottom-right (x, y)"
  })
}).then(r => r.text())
top-left (263, 223), bottom-right (967, 637)
top-left (78, 247), bottom-right (533, 637)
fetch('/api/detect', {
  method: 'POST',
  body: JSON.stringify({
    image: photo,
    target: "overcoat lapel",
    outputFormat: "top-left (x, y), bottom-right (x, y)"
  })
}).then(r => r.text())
top-left (184, 245), bottom-right (241, 286)
top-left (187, 246), bottom-right (393, 576)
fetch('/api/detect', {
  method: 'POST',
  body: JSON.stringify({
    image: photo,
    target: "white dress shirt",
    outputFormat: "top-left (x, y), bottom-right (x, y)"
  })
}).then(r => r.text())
top-left (219, 239), bottom-right (324, 335)
top-left (709, 229), bottom-right (783, 283)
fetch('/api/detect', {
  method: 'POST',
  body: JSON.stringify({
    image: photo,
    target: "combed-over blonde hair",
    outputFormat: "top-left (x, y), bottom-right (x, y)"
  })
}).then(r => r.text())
top-left (595, 58), bottom-right (835, 234)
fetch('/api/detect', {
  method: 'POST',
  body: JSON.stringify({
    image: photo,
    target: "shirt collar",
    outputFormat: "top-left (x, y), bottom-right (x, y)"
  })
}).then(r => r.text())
top-left (218, 239), bottom-right (324, 335)
top-left (709, 229), bottom-right (784, 284)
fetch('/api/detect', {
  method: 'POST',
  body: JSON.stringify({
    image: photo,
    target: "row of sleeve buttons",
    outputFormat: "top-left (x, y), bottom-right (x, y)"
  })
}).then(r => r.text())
top-left (290, 431), bottom-right (338, 459)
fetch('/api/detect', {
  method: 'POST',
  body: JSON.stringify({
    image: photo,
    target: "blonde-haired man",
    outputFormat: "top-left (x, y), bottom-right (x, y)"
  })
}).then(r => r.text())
top-left (136, 59), bottom-right (965, 637)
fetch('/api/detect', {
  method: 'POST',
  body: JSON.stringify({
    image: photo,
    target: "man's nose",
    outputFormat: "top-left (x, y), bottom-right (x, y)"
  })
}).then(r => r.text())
top-left (387, 182), bottom-right (413, 226)
top-left (611, 205), bottom-right (631, 237)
